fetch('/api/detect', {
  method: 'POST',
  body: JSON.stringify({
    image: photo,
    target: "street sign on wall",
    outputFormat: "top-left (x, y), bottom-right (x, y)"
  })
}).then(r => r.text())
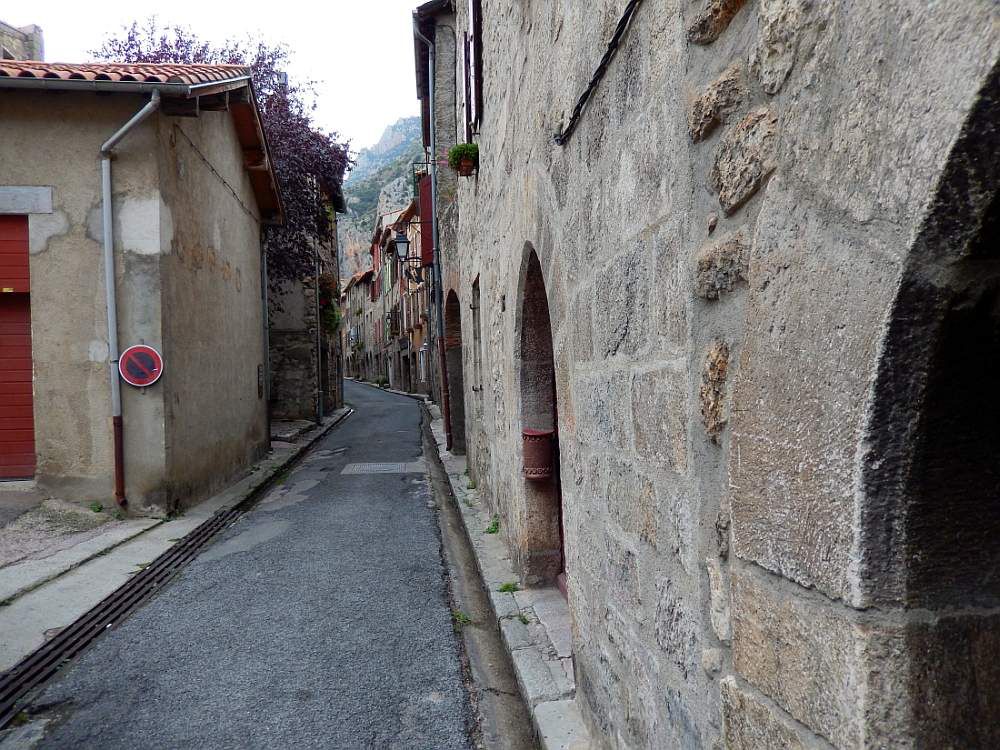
top-left (119, 345), bottom-right (163, 387)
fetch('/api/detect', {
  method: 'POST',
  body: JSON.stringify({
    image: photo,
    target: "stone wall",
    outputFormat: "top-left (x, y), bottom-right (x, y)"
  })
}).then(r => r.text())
top-left (0, 21), bottom-right (43, 60)
top-left (443, 1), bottom-right (999, 748)
top-left (269, 278), bottom-right (320, 421)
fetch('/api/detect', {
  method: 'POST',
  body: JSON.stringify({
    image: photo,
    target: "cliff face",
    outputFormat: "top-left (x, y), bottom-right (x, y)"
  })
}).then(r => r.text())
top-left (337, 116), bottom-right (424, 280)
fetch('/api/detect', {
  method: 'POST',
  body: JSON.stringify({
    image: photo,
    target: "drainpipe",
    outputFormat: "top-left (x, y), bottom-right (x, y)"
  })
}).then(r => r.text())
top-left (315, 254), bottom-right (323, 421)
top-left (414, 18), bottom-right (453, 450)
top-left (260, 233), bottom-right (272, 444)
top-left (100, 90), bottom-right (161, 508)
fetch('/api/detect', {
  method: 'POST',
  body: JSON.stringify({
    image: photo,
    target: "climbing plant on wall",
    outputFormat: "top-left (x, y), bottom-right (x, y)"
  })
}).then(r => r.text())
top-left (317, 273), bottom-right (341, 335)
top-left (92, 19), bottom-right (351, 290)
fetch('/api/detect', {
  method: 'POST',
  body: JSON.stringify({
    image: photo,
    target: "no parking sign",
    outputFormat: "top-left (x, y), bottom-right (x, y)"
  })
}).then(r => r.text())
top-left (119, 345), bottom-right (163, 387)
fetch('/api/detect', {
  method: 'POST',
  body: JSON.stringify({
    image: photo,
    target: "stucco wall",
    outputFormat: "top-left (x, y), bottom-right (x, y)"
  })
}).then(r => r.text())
top-left (1, 91), bottom-right (166, 503)
top-left (444, 1), bottom-right (999, 748)
top-left (1, 90), bottom-right (270, 512)
top-left (156, 110), bottom-right (268, 507)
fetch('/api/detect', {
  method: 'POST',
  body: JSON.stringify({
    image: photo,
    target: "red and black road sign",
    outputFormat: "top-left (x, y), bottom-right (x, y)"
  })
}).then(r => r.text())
top-left (118, 345), bottom-right (163, 387)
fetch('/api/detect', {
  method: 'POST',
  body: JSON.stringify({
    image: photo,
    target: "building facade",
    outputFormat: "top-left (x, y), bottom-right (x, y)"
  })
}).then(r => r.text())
top-left (0, 20), bottom-right (42, 61)
top-left (0, 62), bottom-right (281, 514)
top-left (342, 268), bottom-right (375, 381)
top-left (267, 219), bottom-right (345, 423)
top-left (347, 198), bottom-right (434, 395)
top-left (421, 1), bottom-right (1000, 748)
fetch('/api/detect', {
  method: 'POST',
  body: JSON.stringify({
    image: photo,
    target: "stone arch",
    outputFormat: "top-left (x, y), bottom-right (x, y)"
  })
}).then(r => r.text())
top-left (858, 64), bottom-right (1000, 744)
top-left (515, 244), bottom-right (564, 588)
top-left (444, 288), bottom-right (466, 454)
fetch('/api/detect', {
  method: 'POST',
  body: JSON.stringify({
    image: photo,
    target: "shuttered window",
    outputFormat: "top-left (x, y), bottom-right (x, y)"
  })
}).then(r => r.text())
top-left (466, 0), bottom-right (483, 132)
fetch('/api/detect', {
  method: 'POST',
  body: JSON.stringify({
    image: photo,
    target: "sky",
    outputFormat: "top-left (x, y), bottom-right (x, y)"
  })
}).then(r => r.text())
top-left (4, 0), bottom-right (422, 152)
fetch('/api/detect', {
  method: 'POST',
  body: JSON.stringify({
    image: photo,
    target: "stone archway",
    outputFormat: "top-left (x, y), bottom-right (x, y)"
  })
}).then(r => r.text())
top-left (444, 289), bottom-right (466, 454)
top-left (857, 65), bottom-right (1000, 745)
top-left (516, 246), bottom-right (564, 588)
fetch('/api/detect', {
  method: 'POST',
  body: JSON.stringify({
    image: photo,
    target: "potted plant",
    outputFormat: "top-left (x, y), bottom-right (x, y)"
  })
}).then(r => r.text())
top-left (448, 143), bottom-right (479, 177)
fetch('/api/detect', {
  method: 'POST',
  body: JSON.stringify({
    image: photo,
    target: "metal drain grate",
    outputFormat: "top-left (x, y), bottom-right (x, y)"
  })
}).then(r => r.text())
top-left (340, 462), bottom-right (424, 475)
top-left (0, 408), bottom-right (355, 728)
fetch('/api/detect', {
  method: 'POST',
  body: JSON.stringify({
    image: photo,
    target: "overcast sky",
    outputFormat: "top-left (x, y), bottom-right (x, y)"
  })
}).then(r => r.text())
top-left (5, 1), bottom-right (422, 152)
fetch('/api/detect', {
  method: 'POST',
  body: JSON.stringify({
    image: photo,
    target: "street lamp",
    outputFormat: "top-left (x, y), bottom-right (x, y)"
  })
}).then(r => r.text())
top-left (393, 226), bottom-right (423, 283)
top-left (394, 229), bottom-right (410, 262)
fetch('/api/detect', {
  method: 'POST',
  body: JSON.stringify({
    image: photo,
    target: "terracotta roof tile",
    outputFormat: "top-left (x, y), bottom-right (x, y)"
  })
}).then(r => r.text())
top-left (0, 61), bottom-right (250, 85)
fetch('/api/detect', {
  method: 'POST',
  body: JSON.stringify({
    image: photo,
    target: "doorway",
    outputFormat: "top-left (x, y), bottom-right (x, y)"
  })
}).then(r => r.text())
top-left (517, 247), bottom-right (564, 589)
top-left (444, 290), bottom-right (467, 454)
top-left (0, 216), bottom-right (34, 480)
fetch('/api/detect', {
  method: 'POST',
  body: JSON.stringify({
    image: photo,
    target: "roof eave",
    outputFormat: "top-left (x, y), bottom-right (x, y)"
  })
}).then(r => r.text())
top-left (0, 74), bottom-right (285, 225)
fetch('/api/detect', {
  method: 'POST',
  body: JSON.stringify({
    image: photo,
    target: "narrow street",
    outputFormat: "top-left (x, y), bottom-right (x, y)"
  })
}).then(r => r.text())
top-left (21, 382), bottom-right (478, 749)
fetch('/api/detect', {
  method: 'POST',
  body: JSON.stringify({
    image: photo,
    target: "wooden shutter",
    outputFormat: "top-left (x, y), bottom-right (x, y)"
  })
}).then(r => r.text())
top-left (418, 176), bottom-right (434, 266)
top-left (462, 33), bottom-right (473, 143)
top-left (468, 0), bottom-right (483, 127)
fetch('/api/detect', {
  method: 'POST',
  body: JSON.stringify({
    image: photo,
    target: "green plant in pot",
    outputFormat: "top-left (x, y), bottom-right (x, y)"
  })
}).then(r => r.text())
top-left (448, 143), bottom-right (479, 177)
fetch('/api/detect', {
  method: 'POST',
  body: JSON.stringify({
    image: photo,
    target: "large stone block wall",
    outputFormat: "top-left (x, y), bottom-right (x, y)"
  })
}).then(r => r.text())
top-left (445, 1), bottom-right (999, 748)
top-left (269, 278), bottom-right (320, 421)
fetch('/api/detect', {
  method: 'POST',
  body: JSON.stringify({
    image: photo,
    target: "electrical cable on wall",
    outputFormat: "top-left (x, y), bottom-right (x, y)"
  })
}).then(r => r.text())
top-left (553, 0), bottom-right (645, 146)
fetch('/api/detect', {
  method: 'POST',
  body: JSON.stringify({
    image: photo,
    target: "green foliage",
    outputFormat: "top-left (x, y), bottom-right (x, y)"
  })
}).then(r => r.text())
top-left (518, 613), bottom-right (529, 626)
top-left (452, 609), bottom-right (473, 630)
top-left (318, 273), bottom-right (341, 334)
top-left (448, 143), bottom-right (479, 170)
top-left (499, 582), bottom-right (520, 593)
top-left (485, 516), bottom-right (499, 534)
top-left (89, 501), bottom-right (104, 514)
top-left (344, 140), bottom-right (424, 234)
top-left (321, 305), bottom-right (342, 334)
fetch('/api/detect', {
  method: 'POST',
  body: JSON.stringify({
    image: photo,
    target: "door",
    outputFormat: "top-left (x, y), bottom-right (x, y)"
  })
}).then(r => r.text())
top-left (0, 215), bottom-right (34, 479)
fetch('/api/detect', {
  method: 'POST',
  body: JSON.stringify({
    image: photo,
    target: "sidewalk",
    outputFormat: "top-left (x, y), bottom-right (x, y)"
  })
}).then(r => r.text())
top-left (0, 408), bottom-right (351, 673)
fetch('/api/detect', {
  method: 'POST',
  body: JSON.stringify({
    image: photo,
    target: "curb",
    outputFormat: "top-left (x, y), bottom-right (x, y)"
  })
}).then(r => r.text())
top-left (420, 407), bottom-right (594, 750)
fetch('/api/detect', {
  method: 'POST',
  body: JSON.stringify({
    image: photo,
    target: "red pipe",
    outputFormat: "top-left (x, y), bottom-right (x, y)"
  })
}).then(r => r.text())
top-left (438, 337), bottom-right (452, 451)
top-left (113, 415), bottom-right (127, 507)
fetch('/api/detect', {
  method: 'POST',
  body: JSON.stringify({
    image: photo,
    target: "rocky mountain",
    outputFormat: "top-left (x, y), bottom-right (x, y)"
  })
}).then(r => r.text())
top-left (337, 117), bottom-right (424, 280)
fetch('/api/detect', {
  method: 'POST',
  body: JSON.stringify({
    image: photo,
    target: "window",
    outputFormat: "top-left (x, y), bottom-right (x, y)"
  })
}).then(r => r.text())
top-left (464, 0), bottom-right (483, 137)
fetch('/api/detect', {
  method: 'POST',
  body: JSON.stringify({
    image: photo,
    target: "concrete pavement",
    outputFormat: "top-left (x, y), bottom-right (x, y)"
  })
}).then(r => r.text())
top-left (11, 383), bottom-right (473, 749)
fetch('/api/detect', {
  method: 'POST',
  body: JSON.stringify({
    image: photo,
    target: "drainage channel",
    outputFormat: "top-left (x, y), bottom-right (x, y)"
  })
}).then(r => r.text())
top-left (0, 408), bottom-right (354, 729)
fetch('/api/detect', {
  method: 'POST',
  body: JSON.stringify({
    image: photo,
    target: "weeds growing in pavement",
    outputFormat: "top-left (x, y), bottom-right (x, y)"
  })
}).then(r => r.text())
top-left (452, 610), bottom-right (473, 631)
top-left (89, 501), bottom-right (104, 513)
top-left (499, 582), bottom-right (519, 593)
top-left (485, 516), bottom-right (499, 534)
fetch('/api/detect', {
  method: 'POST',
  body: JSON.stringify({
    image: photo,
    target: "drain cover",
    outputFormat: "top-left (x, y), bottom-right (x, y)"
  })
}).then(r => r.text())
top-left (340, 462), bottom-right (424, 475)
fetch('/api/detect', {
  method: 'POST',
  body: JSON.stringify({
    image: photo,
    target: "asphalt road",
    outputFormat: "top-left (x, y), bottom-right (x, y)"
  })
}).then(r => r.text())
top-left (31, 382), bottom-right (472, 749)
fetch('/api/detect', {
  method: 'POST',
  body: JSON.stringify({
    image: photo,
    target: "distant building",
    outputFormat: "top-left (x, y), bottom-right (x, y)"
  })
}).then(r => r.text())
top-left (0, 20), bottom-right (43, 61)
top-left (0, 62), bottom-right (280, 513)
top-left (360, 198), bottom-right (433, 394)
top-left (267, 196), bottom-right (346, 423)
top-left (341, 268), bottom-right (375, 381)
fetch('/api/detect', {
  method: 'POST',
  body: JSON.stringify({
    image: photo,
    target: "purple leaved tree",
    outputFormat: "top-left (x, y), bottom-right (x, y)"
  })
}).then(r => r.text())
top-left (92, 19), bottom-right (351, 288)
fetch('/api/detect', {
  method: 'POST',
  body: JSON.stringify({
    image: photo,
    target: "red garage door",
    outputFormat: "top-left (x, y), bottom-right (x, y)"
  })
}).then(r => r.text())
top-left (0, 216), bottom-right (34, 479)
